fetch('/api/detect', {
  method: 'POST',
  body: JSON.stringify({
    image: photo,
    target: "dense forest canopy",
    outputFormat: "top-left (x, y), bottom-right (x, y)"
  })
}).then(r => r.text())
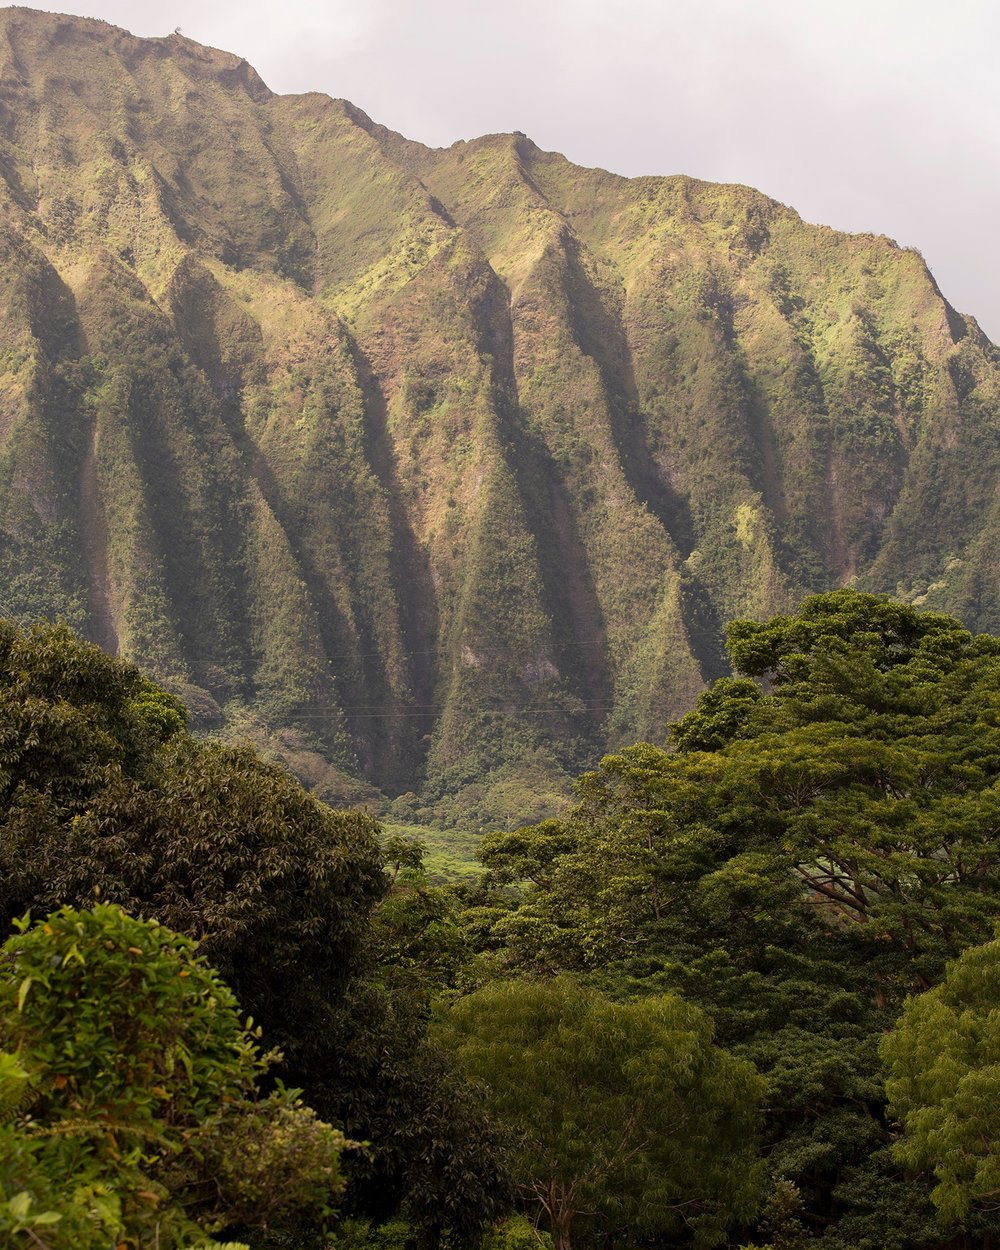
top-left (438, 977), bottom-right (763, 1250)
top-left (472, 591), bottom-right (1000, 1248)
top-left (0, 620), bottom-right (509, 1247)
top-left (4, 593), bottom-right (1000, 1248)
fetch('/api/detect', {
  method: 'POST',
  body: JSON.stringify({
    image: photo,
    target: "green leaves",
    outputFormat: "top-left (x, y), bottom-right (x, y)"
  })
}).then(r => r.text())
top-left (473, 591), bottom-right (1000, 1245)
top-left (723, 590), bottom-right (980, 684)
top-left (0, 619), bottom-right (505, 1242)
top-left (0, 904), bottom-right (263, 1142)
top-left (883, 938), bottom-right (1000, 1223)
top-left (0, 621), bottom-right (386, 1073)
top-left (15, 976), bottom-right (33, 1013)
top-left (438, 977), bottom-right (764, 1249)
top-left (0, 904), bottom-right (351, 1249)
top-left (4, 1189), bottom-right (62, 1229)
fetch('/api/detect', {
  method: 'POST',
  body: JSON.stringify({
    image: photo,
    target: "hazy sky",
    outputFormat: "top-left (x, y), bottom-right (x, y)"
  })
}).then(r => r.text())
top-left (9, 0), bottom-right (1000, 339)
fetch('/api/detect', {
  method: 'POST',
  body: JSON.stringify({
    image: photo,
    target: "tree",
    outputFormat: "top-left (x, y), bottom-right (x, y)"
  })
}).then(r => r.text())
top-left (437, 977), bottom-right (764, 1250)
top-left (0, 903), bottom-right (348, 1249)
top-left (474, 591), bottom-right (1000, 1246)
top-left (0, 620), bottom-right (386, 1057)
top-left (883, 937), bottom-right (1000, 1224)
top-left (0, 621), bottom-right (509, 1243)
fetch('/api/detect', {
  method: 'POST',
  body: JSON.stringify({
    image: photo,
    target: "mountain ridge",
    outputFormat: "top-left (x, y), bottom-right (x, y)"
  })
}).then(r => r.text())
top-left (1, 7), bottom-right (998, 822)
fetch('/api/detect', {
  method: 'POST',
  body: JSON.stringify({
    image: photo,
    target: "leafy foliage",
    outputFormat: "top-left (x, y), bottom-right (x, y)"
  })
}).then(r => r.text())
top-left (0, 621), bottom-right (509, 1243)
top-left (883, 937), bottom-right (1000, 1223)
top-left (438, 977), bottom-right (764, 1250)
top-left (475, 592), bottom-right (1000, 1246)
top-left (0, 903), bottom-right (348, 1249)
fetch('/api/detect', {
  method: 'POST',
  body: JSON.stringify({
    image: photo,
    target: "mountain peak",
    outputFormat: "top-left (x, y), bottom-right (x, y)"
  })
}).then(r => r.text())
top-left (0, 6), bottom-right (996, 822)
top-left (0, 7), bottom-right (272, 100)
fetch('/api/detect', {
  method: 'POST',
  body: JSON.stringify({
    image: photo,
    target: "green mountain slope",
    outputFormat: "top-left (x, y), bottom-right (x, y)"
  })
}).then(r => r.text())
top-left (1, 8), bottom-right (997, 819)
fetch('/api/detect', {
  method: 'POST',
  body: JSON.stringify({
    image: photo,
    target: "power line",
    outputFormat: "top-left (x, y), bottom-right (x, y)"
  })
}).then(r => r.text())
top-left (0, 594), bottom-right (28, 627)
top-left (181, 636), bottom-right (611, 669)
top-left (241, 706), bottom-right (623, 721)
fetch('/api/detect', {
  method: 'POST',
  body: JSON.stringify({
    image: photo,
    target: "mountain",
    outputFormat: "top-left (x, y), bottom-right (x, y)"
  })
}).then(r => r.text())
top-left (1, 8), bottom-right (998, 822)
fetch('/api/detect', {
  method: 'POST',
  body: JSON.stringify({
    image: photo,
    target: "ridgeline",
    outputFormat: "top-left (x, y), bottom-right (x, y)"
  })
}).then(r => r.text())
top-left (1, 8), bottom-right (998, 819)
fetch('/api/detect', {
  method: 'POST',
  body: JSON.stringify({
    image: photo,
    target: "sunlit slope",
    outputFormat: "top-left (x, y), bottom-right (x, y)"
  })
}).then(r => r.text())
top-left (1, 8), bottom-right (997, 816)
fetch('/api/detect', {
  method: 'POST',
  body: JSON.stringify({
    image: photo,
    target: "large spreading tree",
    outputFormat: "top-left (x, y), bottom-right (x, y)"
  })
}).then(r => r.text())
top-left (474, 591), bottom-right (1000, 1248)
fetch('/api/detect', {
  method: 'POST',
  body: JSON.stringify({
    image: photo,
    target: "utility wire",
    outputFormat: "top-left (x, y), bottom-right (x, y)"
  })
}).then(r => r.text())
top-left (181, 634), bottom-right (611, 669)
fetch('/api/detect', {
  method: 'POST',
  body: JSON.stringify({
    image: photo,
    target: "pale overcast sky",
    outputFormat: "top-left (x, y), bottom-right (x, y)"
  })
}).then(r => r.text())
top-left (8, 0), bottom-right (1000, 340)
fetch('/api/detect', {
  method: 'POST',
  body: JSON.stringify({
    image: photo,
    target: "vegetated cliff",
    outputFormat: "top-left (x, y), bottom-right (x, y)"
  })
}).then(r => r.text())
top-left (1, 8), bottom-right (998, 822)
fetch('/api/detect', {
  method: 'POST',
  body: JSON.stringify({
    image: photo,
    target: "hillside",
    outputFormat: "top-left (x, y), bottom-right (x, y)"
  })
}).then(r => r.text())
top-left (1, 7), bottom-right (998, 819)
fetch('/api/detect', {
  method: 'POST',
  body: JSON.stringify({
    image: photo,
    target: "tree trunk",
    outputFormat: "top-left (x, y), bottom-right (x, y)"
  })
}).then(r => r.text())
top-left (550, 1183), bottom-right (574, 1250)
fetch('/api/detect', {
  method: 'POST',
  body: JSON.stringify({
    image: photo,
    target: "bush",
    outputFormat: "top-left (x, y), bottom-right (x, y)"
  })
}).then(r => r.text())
top-left (0, 903), bottom-right (349, 1249)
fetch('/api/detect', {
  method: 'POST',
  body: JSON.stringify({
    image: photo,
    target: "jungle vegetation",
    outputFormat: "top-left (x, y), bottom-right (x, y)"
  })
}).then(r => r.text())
top-left (4, 592), bottom-right (1000, 1249)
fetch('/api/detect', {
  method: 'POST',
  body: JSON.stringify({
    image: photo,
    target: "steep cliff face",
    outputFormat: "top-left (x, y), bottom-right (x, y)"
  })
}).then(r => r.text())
top-left (1, 8), bottom-right (997, 819)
